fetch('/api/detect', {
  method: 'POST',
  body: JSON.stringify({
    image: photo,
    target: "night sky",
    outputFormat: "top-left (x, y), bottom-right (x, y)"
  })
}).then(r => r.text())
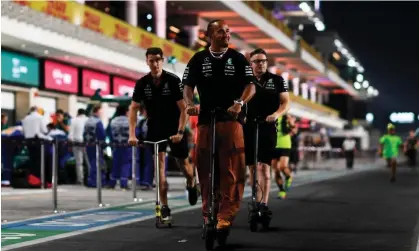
top-left (320, 1), bottom-right (419, 130)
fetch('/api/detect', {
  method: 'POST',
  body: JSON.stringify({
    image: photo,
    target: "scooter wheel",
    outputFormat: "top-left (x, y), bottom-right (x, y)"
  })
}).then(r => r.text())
top-left (217, 229), bottom-right (228, 246)
top-left (205, 225), bottom-right (216, 250)
top-left (261, 217), bottom-right (271, 230)
top-left (249, 215), bottom-right (258, 232)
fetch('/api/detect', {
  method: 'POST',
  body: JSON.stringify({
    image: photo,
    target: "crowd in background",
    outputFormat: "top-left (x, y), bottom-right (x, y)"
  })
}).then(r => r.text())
top-left (1, 103), bottom-right (193, 188)
top-left (1, 104), bottom-right (418, 188)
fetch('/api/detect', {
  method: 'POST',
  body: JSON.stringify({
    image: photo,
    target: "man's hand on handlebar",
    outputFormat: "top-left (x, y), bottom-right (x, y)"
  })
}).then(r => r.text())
top-left (266, 112), bottom-right (280, 123)
top-left (227, 103), bottom-right (242, 119)
top-left (128, 135), bottom-right (139, 146)
top-left (170, 133), bottom-right (183, 143)
top-left (186, 104), bottom-right (199, 116)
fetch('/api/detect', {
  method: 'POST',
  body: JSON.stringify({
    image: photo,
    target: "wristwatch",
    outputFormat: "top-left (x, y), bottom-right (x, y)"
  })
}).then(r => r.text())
top-left (177, 130), bottom-right (184, 135)
top-left (234, 99), bottom-right (244, 107)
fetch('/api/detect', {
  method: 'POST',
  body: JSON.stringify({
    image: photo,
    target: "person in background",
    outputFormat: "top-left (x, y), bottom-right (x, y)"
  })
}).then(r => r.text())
top-left (54, 109), bottom-right (70, 134)
top-left (342, 134), bottom-right (357, 169)
top-left (289, 117), bottom-right (300, 173)
top-left (379, 123), bottom-right (402, 182)
top-left (404, 130), bottom-right (418, 167)
top-left (1, 114), bottom-right (9, 131)
top-left (136, 105), bottom-right (154, 189)
top-left (68, 109), bottom-right (88, 185)
top-left (84, 104), bottom-right (107, 187)
top-left (109, 105), bottom-right (131, 190)
top-left (46, 123), bottom-right (66, 137)
top-left (272, 114), bottom-right (295, 200)
top-left (21, 106), bottom-right (51, 187)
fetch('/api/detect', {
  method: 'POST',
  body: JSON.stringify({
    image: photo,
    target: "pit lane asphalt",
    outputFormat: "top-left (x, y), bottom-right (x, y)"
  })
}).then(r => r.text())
top-left (14, 166), bottom-right (419, 251)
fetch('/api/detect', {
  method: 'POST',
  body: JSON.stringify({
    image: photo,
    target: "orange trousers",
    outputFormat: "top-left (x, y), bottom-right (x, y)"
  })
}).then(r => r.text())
top-left (196, 121), bottom-right (246, 222)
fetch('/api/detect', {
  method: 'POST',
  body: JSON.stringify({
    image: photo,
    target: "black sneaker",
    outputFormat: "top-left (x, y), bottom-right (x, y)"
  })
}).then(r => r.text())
top-left (161, 206), bottom-right (172, 221)
top-left (187, 185), bottom-right (199, 205)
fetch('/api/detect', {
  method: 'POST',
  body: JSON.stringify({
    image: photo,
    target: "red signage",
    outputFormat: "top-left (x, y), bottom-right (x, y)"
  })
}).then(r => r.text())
top-left (82, 70), bottom-right (110, 96)
top-left (44, 61), bottom-right (78, 94)
top-left (113, 77), bottom-right (136, 96)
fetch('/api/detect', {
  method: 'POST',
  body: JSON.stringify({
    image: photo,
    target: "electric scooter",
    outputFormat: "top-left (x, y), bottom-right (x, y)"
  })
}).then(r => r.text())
top-left (248, 117), bottom-right (272, 232)
top-left (202, 108), bottom-right (229, 250)
top-left (143, 139), bottom-right (172, 228)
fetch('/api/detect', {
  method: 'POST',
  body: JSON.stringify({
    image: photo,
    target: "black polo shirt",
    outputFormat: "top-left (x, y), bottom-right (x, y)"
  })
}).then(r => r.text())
top-left (246, 71), bottom-right (288, 120)
top-left (182, 48), bottom-right (256, 125)
top-left (132, 70), bottom-right (183, 131)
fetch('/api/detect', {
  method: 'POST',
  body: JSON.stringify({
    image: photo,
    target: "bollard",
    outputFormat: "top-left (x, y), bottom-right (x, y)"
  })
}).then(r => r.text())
top-left (96, 142), bottom-right (103, 207)
top-left (40, 142), bottom-right (45, 189)
top-left (131, 146), bottom-right (137, 201)
top-left (52, 139), bottom-right (58, 213)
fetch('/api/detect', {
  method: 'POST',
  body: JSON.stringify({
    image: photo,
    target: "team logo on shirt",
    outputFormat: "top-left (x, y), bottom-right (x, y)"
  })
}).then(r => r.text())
top-left (225, 58), bottom-right (235, 76)
top-left (162, 82), bottom-right (171, 96)
top-left (202, 57), bottom-right (212, 77)
top-left (265, 78), bottom-right (275, 90)
top-left (144, 84), bottom-right (153, 99)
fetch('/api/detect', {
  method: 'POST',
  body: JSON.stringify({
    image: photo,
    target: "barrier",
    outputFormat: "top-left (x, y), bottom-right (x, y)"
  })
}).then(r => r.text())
top-left (1, 138), bottom-right (153, 214)
top-left (52, 138), bottom-right (58, 212)
top-left (297, 146), bottom-right (378, 169)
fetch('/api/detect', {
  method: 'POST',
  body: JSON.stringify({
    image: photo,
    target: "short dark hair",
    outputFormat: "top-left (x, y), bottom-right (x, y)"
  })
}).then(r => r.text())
top-left (77, 109), bottom-right (86, 116)
top-left (47, 123), bottom-right (56, 130)
top-left (92, 104), bottom-right (101, 114)
top-left (1, 113), bottom-right (7, 119)
top-left (206, 19), bottom-right (223, 38)
top-left (56, 109), bottom-right (64, 115)
top-left (146, 47), bottom-right (163, 58)
top-left (115, 105), bottom-right (129, 116)
top-left (29, 106), bottom-right (37, 113)
top-left (250, 48), bottom-right (267, 58)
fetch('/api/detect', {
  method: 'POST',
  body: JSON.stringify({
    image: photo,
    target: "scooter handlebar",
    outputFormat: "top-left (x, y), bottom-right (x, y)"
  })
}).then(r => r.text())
top-left (247, 116), bottom-right (268, 124)
top-left (141, 139), bottom-right (170, 145)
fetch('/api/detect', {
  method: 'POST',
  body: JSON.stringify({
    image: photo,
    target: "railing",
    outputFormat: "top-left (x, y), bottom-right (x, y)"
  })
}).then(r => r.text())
top-left (327, 62), bottom-right (340, 75)
top-left (300, 39), bottom-right (324, 63)
top-left (243, 0), bottom-right (294, 38)
top-left (1, 137), bottom-right (151, 213)
top-left (298, 146), bottom-right (378, 170)
top-left (243, 0), bottom-right (343, 76)
top-left (13, 0), bottom-right (195, 64)
top-left (290, 93), bottom-right (340, 117)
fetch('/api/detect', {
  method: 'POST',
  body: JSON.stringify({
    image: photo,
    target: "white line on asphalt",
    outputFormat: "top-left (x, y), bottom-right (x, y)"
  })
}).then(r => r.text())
top-left (2, 167), bottom-right (375, 250)
top-left (1, 189), bottom-right (67, 196)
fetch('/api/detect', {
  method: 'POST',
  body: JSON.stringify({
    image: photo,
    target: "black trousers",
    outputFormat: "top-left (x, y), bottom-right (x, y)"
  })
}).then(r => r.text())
top-left (345, 150), bottom-right (354, 168)
top-left (406, 149), bottom-right (417, 166)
